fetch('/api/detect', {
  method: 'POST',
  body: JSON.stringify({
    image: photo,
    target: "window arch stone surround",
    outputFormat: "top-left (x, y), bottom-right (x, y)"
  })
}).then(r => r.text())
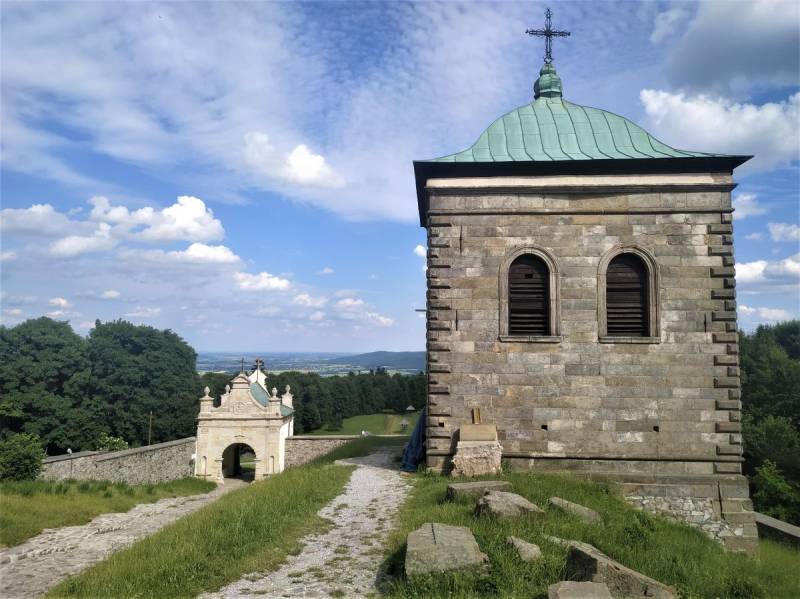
top-left (499, 246), bottom-right (561, 342)
top-left (597, 244), bottom-right (661, 344)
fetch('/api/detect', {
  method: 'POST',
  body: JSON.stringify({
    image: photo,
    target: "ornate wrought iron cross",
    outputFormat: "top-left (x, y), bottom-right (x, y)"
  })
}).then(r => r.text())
top-left (253, 357), bottom-right (264, 371)
top-left (526, 8), bottom-right (570, 64)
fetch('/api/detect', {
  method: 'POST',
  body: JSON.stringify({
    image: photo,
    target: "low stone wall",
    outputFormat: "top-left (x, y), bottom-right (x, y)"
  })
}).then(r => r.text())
top-left (755, 512), bottom-right (800, 549)
top-left (41, 438), bottom-right (196, 485)
top-left (284, 436), bottom-right (359, 468)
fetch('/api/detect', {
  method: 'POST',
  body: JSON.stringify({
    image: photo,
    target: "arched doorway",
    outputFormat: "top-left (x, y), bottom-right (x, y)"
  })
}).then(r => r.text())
top-left (221, 443), bottom-right (256, 482)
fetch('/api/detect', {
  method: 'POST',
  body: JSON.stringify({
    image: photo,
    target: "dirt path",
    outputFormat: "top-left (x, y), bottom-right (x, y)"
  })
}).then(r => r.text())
top-left (203, 448), bottom-right (411, 598)
top-left (0, 480), bottom-right (246, 598)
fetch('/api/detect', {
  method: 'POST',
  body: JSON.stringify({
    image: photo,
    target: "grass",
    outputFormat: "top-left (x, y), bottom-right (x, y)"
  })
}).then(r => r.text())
top-left (47, 436), bottom-right (405, 599)
top-left (309, 412), bottom-right (419, 436)
top-left (0, 477), bottom-right (215, 548)
top-left (380, 471), bottom-right (800, 599)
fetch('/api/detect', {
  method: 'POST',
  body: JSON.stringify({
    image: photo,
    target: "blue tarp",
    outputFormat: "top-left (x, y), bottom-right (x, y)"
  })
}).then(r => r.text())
top-left (401, 407), bottom-right (426, 472)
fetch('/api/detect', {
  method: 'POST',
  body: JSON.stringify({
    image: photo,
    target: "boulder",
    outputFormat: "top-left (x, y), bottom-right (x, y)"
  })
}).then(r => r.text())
top-left (548, 581), bottom-right (613, 599)
top-left (404, 522), bottom-right (488, 577)
top-left (446, 480), bottom-right (512, 500)
top-left (506, 536), bottom-right (541, 561)
top-left (549, 497), bottom-right (603, 524)
top-left (564, 540), bottom-right (677, 598)
top-left (475, 491), bottom-right (544, 519)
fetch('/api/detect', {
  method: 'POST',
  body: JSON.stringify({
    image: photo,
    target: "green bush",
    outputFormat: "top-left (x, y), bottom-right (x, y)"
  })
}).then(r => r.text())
top-left (0, 433), bottom-right (45, 481)
top-left (751, 460), bottom-right (800, 524)
top-left (95, 432), bottom-right (129, 452)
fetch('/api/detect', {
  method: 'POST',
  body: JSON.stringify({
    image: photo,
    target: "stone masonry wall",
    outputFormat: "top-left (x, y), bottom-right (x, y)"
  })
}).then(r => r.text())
top-left (284, 436), bottom-right (358, 468)
top-left (41, 438), bottom-right (196, 485)
top-left (423, 176), bottom-right (743, 480)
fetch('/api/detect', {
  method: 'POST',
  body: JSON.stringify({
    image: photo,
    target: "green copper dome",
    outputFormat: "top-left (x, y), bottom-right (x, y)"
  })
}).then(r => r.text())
top-left (429, 63), bottom-right (718, 163)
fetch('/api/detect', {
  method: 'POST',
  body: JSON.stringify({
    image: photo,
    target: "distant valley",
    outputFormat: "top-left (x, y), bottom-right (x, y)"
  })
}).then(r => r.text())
top-left (197, 350), bottom-right (425, 376)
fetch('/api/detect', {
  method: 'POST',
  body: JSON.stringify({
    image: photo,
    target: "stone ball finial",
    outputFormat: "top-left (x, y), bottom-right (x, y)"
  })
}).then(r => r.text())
top-left (271, 387), bottom-right (278, 398)
top-left (285, 384), bottom-right (291, 394)
top-left (203, 386), bottom-right (210, 395)
top-left (225, 384), bottom-right (231, 393)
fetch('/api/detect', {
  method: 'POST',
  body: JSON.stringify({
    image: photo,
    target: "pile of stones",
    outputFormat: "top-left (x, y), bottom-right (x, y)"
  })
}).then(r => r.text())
top-left (405, 480), bottom-right (677, 599)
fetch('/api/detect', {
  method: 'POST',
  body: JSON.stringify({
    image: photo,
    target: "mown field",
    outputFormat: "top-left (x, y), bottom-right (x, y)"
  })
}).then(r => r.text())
top-left (47, 437), bottom-right (406, 598)
top-left (309, 411), bottom-right (419, 436)
top-left (381, 472), bottom-right (800, 599)
top-left (0, 478), bottom-right (215, 548)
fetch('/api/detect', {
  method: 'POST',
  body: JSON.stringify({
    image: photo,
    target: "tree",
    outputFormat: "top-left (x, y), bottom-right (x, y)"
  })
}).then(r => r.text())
top-left (0, 433), bottom-right (45, 481)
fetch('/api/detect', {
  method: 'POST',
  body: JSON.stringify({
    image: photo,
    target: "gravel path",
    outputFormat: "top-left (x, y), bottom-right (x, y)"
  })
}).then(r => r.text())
top-left (0, 480), bottom-right (246, 599)
top-left (203, 448), bottom-right (410, 598)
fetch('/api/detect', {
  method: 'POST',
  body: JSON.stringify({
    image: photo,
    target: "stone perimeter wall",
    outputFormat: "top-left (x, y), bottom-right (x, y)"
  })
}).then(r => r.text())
top-left (41, 438), bottom-right (196, 485)
top-left (283, 436), bottom-right (358, 468)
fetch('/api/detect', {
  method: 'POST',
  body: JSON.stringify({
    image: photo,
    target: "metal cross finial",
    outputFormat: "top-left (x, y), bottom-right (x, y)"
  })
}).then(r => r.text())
top-left (253, 357), bottom-right (264, 371)
top-left (526, 8), bottom-right (570, 64)
top-left (240, 356), bottom-right (245, 373)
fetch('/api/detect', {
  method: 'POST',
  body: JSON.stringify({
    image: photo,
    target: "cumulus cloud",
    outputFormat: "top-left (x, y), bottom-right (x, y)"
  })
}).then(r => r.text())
top-left (49, 223), bottom-right (117, 257)
top-left (125, 306), bottom-right (161, 318)
top-left (732, 194), bottom-right (767, 221)
top-left (309, 310), bottom-right (326, 322)
top-left (336, 297), bottom-right (365, 309)
top-left (745, 232), bottom-right (763, 241)
top-left (292, 293), bottom-right (327, 308)
top-left (364, 311), bottom-right (394, 327)
top-left (234, 271), bottom-right (291, 291)
top-left (768, 223), bottom-right (800, 242)
top-left (281, 144), bottom-right (343, 187)
top-left (317, 267), bottom-right (335, 275)
top-left (736, 254), bottom-right (800, 293)
top-left (739, 304), bottom-right (792, 322)
top-left (48, 297), bottom-right (71, 308)
top-left (413, 244), bottom-right (427, 257)
top-left (100, 290), bottom-right (120, 299)
top-left (0, 204), bottom-right (78, 236)
top-left (664, 0), bottom-right (800, 95)
top-left (4, 308), bottom-right (24, 317)
top-left (640, 90), bottom-right (799, 173)
top-left (169, 243), bottom-right (240, 264)
top-left (0, 251), bottom-right (17, 262)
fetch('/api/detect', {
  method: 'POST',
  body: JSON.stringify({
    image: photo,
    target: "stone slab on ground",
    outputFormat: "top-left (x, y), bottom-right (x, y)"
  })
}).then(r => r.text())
top-left (548, 581), bottom-right (613, 599)
top-left (549, 497), bottom-right (603, 524)
top-left (506, 536), bottom-right (541, 561)
top-left (204, 449), bottom-right (410, 598)
top-left (475, 491), bottom-right (544, 519)
top-left (446, 480), bottom-right (512, 500)
top-left (0, 480), bottom-right (244, 599)
top-left (405, 522), bottom-right (488, 577)
top-left (565, 540), bottom-right (677, 599)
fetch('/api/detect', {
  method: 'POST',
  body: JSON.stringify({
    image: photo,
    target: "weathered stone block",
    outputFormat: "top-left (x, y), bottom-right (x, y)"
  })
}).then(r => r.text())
top-left (405, 523), bottom-right (488, 576)
top-left (548, 581), bottom-right (613, 599)
top-left (549, 497), bottom-right (603, 524)
top-left (452, 441), bottom-right (503, 477)
top-left (564, 540), bottom-right (677, 598)
top-left (475, 491), bottom-right (545, 519)
top-left (447, 480), bottom-right (512, 500)
top-left (506, 536), bottom-right (542, 561)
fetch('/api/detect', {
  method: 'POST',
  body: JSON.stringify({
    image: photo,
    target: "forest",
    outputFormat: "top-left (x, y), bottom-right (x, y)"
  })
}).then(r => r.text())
top-left (0, 316), bottom-right (797, 522)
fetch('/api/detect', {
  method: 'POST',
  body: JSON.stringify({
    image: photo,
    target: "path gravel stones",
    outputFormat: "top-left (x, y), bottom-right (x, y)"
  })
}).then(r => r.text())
top-left (0, 480), bottom-right (245, 599)
top-left (203, 448), bottom-right (410, 599)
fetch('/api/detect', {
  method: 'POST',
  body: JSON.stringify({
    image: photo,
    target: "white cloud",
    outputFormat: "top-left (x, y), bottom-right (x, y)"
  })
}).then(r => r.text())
top-left (736, 260), bottom-right (768, 284)
top-left (49, 222), bottom-right (117, 257)
top-left (309, 310), bottom-right (326, 322)
top-left (48, 297), bottom-right (71, 308)
top-left (732, 194), bottom-right (767, 221)
top-left (640, 90), bottom-right (799, 173)
top-left (101, 290), bottom-right (120, 299)
top-left (0, 204), bottom-right (76, 235)
top-left (650, 6), bottom-right (690, 44)
top-left (292, 293), bottom-right (327, 308)
top-left (336, 297), bottom-right (365, 309)
top-left (125, 306), bottom-right (161, 318)
top-left (234, 271), bottom-right (292, 291)
top-left (46, 310), bottom-right (66, 318)
top-left (739, 304), bottom-right (792, 322)
top-left (168, 243), bottom-right (240, 264)
top-left (281, 144), bottom-right (343, 187)
top-left (745, 232), bottom-right (763, 241)
top-left (413, 244), bottom-right (427, 257)
top-left (737, 254), bottom-right (800, 294)
top-left (768, 223), bottom-right (800, 242)
top-left (4, 308), bottom-right (24, 317)
top-left (364, 311), bottom-right (394, 327)
top-left (0, 250), bottom-right (17, 262)
top-left (317, 267), bottom-right (335, 276)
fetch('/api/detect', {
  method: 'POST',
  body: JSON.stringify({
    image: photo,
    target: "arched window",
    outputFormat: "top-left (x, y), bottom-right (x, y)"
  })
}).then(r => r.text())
top-left (605, 253), bottom-right (649, 337)
top-left (508, 254), bottom-right (550, 336)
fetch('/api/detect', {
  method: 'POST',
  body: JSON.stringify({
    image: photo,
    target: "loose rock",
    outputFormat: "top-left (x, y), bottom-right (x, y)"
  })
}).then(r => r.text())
top-left (564, 540), bottom-right (677, 598)
top-left (506, 536), bottom-right (541, 561)
top-left (405, 522), bottom-right (488, 577)
top-left (549, 497), bottom-right (603, 524)
top-left (475, 491), bottom-right (544, 519)
top-left (548, 581), bottom-right (613, 599)
top-left (446, 481), bottom-right (512, 500)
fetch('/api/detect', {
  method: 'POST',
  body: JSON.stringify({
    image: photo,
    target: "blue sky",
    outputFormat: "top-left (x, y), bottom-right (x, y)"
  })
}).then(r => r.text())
top-left (1, 1), bottom-right (798, 352)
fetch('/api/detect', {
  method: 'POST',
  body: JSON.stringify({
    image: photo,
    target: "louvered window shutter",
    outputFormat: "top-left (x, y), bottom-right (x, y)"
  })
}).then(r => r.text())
top-left (606, 254), bottom-right (648, 336)
top-left (508, 255), bottom-right (549, 336)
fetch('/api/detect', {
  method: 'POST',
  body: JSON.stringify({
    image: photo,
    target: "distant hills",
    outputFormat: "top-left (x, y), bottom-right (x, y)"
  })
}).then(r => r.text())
top-left (323, 351), bottom-right (425, 372)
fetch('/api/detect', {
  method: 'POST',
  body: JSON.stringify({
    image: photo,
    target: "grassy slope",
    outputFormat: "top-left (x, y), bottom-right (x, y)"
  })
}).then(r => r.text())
top-left (0, 478), bottom-right (215, 548)
top-left (310, 412), bottom-right (419, 436)
top-left (382, 472), bottom-right (800, 599)
top-left (48, 436), bottom-right (406, 599)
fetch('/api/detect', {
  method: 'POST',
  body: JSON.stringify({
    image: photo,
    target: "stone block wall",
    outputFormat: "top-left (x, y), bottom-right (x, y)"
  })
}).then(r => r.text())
top-left (41, 438), bottom-right (196, 485)
top-left (422, 174), bottom-right (743, 481)
top-left (283, 436), bottom-right (358, 467)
